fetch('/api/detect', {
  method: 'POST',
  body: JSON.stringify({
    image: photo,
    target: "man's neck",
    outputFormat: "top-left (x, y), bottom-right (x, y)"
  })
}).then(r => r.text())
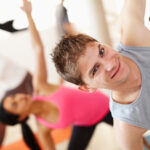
top-left (112, 56), bottom-right (142, 104)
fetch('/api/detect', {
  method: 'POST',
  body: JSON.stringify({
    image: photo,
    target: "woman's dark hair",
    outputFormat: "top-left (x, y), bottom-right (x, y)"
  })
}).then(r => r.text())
top-left (0, 73), bottom-right (41, 150)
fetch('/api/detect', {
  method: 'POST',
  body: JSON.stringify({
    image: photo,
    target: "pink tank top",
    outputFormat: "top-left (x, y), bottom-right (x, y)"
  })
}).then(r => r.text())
top-left (33, 86), bottom-right (109, 129)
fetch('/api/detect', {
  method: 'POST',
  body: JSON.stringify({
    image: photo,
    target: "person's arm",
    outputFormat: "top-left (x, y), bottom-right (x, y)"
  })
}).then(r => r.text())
top-left (37, 121), bottom-right (56, 150)
top-left (21, 0), bottom-right (47, 86)
top-left (63, 22), bottom-right (77, 35)
top-left (114, 118), bottom-right (146, 150)
top-left (61, 6), bottom-right (77, 35)
top-left (21, 0), bottom-right (60, 95)
top-left (119, 0), bottom-right (150, 46)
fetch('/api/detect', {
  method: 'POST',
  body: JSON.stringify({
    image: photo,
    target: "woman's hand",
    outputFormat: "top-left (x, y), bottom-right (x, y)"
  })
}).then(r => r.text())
top-left (20, 0), bottom-right (32, 15)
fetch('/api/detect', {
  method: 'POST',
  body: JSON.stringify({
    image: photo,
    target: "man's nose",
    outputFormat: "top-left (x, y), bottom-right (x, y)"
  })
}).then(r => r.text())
top-left (103, 59), bottom-right (116, 72)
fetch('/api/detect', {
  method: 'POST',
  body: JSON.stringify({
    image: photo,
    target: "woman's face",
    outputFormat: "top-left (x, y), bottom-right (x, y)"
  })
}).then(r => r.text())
top-left (3, 93), bottom-right (32, 115)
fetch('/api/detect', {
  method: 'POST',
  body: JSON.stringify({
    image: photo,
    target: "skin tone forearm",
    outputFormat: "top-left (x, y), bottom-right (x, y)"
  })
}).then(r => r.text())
top-left (38, 131), bottom-right (55, 150)
top-left (114, 119), bottom-right (146, 150)
top-left (25, 11), bottom-right (48, 84)
top-left (63, 22), bottom-right (77, 35)
top-left (120, 0), bottom-right (150, 46)
top-left (21, 0), bottom-right (49, 93)
top-left (124, 0), bottom-right (146, 22)
top-left (21, 0), bottom-right (61, 96)
top-left (27, 12), bottom-right (60, 95)
top-left (37, 122), bottom-right (56, 150)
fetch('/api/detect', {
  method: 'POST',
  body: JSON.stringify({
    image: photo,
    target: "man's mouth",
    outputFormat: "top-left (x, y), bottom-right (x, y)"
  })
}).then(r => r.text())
top-left (111, 61), bottom-right (120, 79)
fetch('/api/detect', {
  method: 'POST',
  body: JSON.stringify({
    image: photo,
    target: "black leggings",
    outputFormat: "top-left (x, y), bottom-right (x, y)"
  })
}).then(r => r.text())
top-left (68, 111), bottom-right (113, 150)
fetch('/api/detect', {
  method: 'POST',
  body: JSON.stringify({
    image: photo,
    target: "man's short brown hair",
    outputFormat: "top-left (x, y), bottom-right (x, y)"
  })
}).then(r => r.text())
top-left (52, 34), bottom-right (97, 85)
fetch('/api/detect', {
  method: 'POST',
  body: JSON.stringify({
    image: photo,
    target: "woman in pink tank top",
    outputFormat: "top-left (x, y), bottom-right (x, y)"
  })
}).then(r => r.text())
top-left (0, 1), bottom-right (113, 150)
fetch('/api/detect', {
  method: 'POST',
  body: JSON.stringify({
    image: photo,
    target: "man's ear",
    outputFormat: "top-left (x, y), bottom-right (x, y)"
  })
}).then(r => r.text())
top-left (78, 85), bottom-right (97, 93)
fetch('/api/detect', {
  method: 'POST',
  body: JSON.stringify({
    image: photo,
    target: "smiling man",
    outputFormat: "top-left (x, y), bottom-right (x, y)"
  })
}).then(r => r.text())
top-left (52, 0), bottom-right (150, 149)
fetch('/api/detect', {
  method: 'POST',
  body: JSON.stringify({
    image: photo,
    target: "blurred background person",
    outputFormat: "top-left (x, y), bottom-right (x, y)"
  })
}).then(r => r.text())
top-left (0, 54), bottom-right (29, 147)
top-left (56, 0), bottom-right (76, 40)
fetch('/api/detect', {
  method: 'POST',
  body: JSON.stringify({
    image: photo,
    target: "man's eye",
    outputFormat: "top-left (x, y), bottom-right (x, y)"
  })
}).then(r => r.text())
top-left (93, 66), bottom-right (98, 76)
top-left (99, 48), bottom-right (104, 57)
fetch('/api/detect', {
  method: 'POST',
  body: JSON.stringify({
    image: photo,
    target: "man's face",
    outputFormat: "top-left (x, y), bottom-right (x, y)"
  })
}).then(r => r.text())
top-left (78, 42), bottom-right (130, 91)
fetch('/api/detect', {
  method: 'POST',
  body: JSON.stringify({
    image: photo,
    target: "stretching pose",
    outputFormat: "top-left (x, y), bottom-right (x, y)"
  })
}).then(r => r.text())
top-left (0, 0), bottom-right (113, 150)
top-left (52, 0), bottom-right (150, 149)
